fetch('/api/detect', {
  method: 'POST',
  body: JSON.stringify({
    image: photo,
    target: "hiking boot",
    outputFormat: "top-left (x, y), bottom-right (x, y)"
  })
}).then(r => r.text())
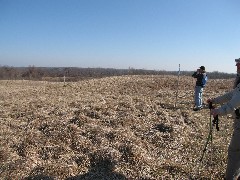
top-left (193, 106), bottom-right (203, 111)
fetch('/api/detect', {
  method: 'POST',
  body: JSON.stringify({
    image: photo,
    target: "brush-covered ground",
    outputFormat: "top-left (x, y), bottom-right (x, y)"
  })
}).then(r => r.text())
top-left (0, 75), bottom-right (234, 179)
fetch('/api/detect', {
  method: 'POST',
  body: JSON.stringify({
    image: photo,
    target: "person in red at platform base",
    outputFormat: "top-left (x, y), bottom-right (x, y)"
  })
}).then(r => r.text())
top-left (207, 58), bottom-right (240, 180)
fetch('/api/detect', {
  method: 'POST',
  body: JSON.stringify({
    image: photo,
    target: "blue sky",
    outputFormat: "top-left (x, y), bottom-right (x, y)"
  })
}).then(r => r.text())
top-left (0, 0), bottom-right (240, 73)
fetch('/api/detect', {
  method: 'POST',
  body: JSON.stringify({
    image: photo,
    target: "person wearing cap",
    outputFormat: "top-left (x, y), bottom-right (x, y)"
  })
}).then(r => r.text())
top-left (192, 66), bottom-right (208, 111)
top-left (207, 58), bottom-right (240, 179)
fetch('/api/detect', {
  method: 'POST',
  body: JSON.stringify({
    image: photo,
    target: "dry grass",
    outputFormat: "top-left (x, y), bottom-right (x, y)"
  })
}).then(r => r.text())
top-left (0, 75), bottom-right (234, 179)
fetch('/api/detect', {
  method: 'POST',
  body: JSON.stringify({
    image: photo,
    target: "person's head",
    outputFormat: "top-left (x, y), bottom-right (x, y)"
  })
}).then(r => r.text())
top-left (235, 58), bottom-right (240, 73)
top-left (199, 66), bottom-right (206, 73)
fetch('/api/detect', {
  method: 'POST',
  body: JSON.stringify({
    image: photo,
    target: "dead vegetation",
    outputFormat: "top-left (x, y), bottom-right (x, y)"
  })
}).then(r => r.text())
top-left (0, 75), bottom-right (234, 179)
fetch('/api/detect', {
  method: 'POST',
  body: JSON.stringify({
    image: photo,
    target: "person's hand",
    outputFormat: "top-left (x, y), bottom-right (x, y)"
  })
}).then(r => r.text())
top-left (207, 99), bottom-right (214, 109)
top-left (207, 99), bottom-right (213, 104)
top-left (211, 109), bottom-right (219, 118)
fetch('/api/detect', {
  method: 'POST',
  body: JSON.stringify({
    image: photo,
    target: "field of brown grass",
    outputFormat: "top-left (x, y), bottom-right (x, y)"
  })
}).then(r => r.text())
top-left (0, 75), bottom-right (235, 179)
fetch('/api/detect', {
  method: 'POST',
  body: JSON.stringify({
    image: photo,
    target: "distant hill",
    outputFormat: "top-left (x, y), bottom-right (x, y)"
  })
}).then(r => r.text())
top-left (0, 66), bottom-right (236, 81)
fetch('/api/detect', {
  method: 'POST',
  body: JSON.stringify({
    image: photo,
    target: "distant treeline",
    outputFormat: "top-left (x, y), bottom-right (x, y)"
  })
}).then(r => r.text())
top-left (0, 66), bottom-right (236, 81)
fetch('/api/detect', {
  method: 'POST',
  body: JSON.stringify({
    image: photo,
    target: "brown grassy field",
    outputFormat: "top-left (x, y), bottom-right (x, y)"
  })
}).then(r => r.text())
top-left (0, 75), bottom-right (234, 179)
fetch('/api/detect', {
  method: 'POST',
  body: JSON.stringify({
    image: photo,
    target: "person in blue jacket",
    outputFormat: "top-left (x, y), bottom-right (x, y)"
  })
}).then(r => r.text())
top-left (192, 66), bottom-right (208, 111)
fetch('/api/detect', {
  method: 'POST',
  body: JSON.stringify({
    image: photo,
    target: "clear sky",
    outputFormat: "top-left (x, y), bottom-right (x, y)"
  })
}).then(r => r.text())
top-left (0, 0), bottom-right (240, 73)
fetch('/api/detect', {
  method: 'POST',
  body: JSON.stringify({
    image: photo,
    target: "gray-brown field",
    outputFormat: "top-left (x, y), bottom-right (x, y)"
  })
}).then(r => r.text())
top-left (0, 75), bottom-right (234, 179)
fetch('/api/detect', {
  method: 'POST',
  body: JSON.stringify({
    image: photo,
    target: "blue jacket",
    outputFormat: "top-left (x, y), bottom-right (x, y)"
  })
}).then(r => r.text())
top-left (192, 72), bottom-right (207, 87)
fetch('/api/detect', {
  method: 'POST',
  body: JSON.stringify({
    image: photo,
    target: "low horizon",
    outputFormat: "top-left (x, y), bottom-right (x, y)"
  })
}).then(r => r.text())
top-left (0, 64), bottom-right (236, 74)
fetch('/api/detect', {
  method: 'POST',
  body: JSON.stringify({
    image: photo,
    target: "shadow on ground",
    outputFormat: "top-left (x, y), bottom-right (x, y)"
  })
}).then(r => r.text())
top-left (66, 155), bottom-right (126, 180)
top-left (25, 155), bottom-right (126, 180)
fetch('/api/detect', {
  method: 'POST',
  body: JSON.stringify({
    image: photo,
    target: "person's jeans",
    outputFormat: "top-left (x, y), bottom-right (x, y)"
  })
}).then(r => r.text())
top-left (194, 86), bottom-right (203, 107)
